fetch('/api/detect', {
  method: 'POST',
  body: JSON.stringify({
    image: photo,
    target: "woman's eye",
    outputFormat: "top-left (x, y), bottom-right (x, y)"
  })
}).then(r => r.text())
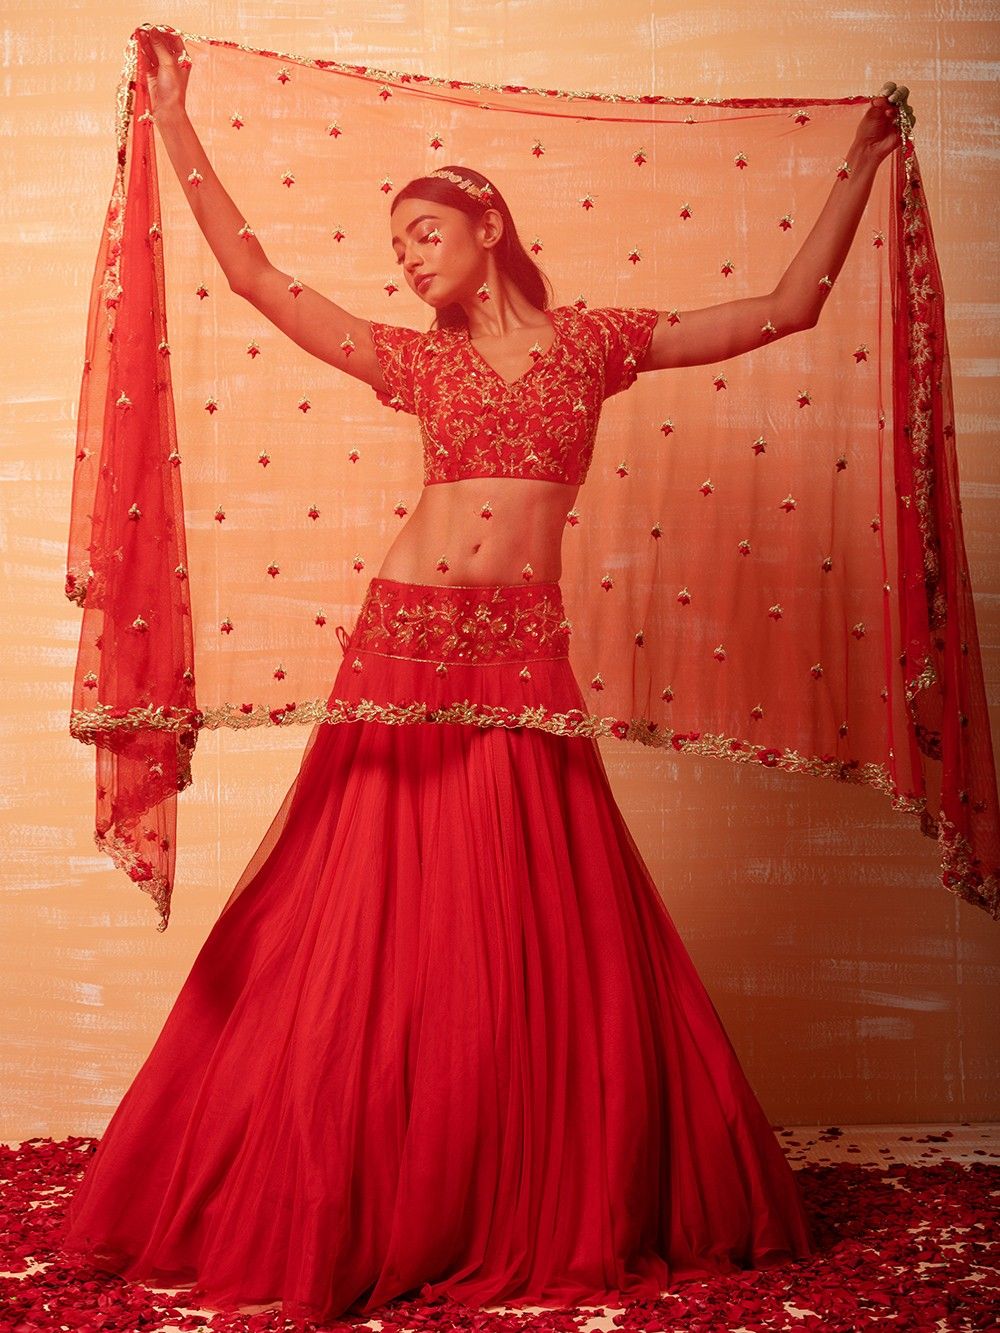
top-left (394, 233), bottom-right (436, 265)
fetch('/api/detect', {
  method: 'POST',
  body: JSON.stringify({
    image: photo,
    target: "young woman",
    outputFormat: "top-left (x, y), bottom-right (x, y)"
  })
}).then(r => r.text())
top-left (57, 24), bottom-right (914, 1326)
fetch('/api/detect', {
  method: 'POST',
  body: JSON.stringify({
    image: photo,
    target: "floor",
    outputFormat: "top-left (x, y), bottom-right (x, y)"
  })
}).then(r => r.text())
top-left (126, 1122), bottom-right (998, 1333)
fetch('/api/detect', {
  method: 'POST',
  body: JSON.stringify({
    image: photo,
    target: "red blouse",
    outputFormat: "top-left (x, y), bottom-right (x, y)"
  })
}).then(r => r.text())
top-left (368, 304), bottom-right (660, 487)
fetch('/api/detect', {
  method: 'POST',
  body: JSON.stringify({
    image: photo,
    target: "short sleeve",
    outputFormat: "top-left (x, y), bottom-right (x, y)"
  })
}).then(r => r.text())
top-left (368, 320), bottom-right (424, 415)
top-left (585, 306), bottom-right (660, 399)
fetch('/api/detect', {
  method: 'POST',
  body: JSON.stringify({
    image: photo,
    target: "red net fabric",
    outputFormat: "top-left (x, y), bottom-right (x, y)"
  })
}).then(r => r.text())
top-left (66, 28), bottom-right (999, 928)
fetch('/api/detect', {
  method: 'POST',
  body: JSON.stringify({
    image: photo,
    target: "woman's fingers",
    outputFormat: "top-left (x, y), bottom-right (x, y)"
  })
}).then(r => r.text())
top-left (136, 23), bottom-right (191, 105)
top-left (139, 23), bottom-right (181, 58)
top-left (873, 81), bottom-right (915, 129)
top-left (891, 85), bottom-right (914, 127)
top-left (152, 31), bottom-right (177, 60)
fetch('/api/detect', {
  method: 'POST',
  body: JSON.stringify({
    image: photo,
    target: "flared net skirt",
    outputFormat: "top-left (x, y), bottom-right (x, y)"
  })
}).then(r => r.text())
top-left (56, 576), bottom-right (814, 1324)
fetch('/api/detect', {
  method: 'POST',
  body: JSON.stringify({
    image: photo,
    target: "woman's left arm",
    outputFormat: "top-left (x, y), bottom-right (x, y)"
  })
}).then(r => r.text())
top-left (638, 82), bottom-right (915, 373)
top-left (772, 82), bottom-right (915, 328)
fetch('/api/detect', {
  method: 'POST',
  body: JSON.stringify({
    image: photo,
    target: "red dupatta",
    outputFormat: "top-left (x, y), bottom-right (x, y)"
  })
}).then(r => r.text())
top-left (66, 28), bottom-right (999, 928)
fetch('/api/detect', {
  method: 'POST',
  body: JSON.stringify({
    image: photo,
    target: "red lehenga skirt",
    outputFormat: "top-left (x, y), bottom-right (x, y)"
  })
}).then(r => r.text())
top-left (56, 576), bottom-right (814, 1325)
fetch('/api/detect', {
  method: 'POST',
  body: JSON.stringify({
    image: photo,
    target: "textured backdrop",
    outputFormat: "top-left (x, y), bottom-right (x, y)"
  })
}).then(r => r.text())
top-left (1, 1), bottom-right (998, 1137)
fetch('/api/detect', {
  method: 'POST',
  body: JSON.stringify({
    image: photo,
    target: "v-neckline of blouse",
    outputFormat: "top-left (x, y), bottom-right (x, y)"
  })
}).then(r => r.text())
top-left (463, 307), bottom-right (560, 389)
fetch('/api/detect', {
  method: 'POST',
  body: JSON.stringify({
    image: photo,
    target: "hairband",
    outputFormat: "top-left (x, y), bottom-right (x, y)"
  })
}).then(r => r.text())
top-left (427, 169), bottom-right (496, 204)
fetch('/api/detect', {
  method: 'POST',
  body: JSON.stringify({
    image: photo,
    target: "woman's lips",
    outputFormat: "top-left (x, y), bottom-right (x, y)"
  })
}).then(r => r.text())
top-left (416, 274), bottom-right (435, 292)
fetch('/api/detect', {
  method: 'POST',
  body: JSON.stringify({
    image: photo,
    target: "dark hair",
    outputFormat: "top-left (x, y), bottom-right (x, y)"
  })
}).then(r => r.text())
top-left (389, 165), bottom-right (554, 330)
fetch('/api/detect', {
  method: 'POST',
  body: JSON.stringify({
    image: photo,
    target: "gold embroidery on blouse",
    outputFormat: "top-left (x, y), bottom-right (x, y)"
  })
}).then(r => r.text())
top-left (428, 306), bottom-right (594, 485)
top-left (372, 305), bottom-right (660, 486)
top-left (369, 319), bottom-right (416, 413)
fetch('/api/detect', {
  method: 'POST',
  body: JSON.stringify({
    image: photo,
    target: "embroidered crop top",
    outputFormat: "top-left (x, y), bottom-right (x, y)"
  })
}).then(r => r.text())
top-left (367, 303), bottom-right (660, 487)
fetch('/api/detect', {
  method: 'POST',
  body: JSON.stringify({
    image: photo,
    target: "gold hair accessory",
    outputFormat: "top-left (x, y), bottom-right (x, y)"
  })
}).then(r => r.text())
top-left (427, 169), bottom-right (495, 203)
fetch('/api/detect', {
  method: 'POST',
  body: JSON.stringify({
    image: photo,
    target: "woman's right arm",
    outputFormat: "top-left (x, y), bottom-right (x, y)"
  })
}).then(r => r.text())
top-left (139, 25), bottom-right (388, 391)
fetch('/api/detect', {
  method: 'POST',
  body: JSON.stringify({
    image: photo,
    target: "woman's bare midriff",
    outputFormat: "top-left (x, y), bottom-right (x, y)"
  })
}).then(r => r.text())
top-left (375, 477), bottom-right (580, 587)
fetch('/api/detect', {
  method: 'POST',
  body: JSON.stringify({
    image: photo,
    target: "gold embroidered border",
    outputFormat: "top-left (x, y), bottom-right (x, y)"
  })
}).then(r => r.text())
top-left (155, 27), bottom-right (905, 129)
top-left (103, 36), bottom-right (138, 341)
top-left (74, 698), bottom-right (923, 778)
top-left (71, 694), bottom-right (998, 919)
top-left (895, 141), bottom-right (976, 807)
top-left (94, 827), bottom-right (173, 934)
top-left (899, 158), bottom-right (943, 602)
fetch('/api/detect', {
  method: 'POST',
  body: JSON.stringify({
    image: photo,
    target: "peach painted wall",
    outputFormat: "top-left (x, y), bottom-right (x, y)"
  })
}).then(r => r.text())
top-left (2, 1), bottom-right (998, 1141)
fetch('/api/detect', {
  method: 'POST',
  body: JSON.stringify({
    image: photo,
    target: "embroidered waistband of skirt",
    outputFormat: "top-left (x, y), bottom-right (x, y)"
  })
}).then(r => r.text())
top-left (343, 576), bottom-right (571, 665)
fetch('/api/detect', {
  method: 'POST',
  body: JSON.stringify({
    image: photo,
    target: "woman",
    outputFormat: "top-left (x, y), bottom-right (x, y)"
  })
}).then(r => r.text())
top-left (57, 24), bottom-right (915, 1325)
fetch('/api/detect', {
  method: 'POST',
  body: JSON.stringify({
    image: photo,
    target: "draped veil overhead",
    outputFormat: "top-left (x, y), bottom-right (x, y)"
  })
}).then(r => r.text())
top-left (66, 28), bottom-right (999, 928)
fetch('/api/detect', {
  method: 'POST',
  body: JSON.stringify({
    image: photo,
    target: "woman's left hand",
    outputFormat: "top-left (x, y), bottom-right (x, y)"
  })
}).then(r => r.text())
top-left (854, 81), bottom-right (915, 163)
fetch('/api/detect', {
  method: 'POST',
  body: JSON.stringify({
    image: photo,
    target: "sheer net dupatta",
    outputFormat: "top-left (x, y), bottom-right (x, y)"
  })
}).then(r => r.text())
top-left (65, 28), bottom-right (999, 930)
top-left (65, 39), bottom-right (194, 929)
top-left (888, 157), bottom-right (999, 918)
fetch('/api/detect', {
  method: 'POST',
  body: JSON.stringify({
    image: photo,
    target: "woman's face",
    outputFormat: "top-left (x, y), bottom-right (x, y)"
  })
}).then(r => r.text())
top-left (390, 197), bottom-right (497, 307)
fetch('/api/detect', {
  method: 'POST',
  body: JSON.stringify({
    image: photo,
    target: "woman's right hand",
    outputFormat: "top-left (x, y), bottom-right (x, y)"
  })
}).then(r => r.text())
top-left (136, 23), bottom-right (191, 116)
